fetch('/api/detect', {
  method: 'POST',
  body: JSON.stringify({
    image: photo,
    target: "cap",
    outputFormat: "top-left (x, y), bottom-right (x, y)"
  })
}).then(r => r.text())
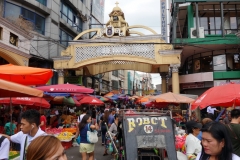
top-left (186, 121), bottom-right (202, 129)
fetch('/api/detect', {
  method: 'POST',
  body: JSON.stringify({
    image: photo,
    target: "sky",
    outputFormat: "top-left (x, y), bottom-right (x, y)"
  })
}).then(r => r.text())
top-left (104, 0), bottom-right (162, 87)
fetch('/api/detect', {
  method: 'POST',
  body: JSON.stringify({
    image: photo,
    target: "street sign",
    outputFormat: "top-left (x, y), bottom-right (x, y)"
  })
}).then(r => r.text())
top-left (122, 112), bottom-right (177, 160)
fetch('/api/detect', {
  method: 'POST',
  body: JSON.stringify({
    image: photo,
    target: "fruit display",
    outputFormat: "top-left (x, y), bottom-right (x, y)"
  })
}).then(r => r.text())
top-left (9, 151), bottom-right (20, 160)
top-left (57, 131), bottom-right (74, 142)
top-left (45, 128), bottom-right (63, 135)
top-left (62, 128), bottom-right (77, 134)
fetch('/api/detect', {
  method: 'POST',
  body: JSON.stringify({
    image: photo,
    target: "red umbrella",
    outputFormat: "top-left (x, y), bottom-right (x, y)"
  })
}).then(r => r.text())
top-left (0, 97), bottom-right (50, 109)
top-left (79, 96), bottom-right (104, 105)
top-left (0, 64), bottom-right (53, 85)
top-left (36, 84), bottom-right (94, 93)
top-left (191, 83), bottom-right (240, 110)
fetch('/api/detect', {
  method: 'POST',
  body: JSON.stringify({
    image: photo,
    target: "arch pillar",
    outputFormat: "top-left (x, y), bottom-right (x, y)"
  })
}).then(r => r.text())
top-left (170, 64), bottom-right (180, 94)
top-left (57, 69), bottom-right (64, 84)
top-left (160, 72), bottom-right (168, 93)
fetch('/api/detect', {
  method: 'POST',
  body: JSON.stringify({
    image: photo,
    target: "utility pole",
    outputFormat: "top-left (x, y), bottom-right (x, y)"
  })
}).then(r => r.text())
top-left (132, 70), bottom-right (135, 95)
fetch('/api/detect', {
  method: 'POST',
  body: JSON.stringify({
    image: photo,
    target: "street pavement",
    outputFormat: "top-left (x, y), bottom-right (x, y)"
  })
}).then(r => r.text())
top-left (65, 138), bottom-right (112, 160)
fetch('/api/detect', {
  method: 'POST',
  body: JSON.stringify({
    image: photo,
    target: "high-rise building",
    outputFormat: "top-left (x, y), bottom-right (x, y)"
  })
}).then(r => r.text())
top-left (0, 0), bottom-right (104, 84)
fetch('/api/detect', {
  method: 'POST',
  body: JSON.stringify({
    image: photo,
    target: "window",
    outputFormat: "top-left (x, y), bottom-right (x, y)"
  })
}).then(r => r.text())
top-left (60, 2), bottom-right (82, 32)
top-left (9, 33), bottom-right (18, 46)
top-left (4, 2), bottom-right (45, 35)
top-left (112, 70), bottom-right (118, 77)
top-left (213, 55), bottom-right (226, 71)
top-left (201, 56), bottom-right (213, 72)
top-left (36, 0), bottom-right (47, 6)
top-left (112, 80), bottom-right (118, 90)
top-left (60, 29), bottom-right (73, 46)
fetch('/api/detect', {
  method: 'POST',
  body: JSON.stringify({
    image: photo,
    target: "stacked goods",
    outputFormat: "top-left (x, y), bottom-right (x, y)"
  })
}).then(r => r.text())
top-left (62, 128), bottom-right (77, 134)
top-left (45, 128), bottom-right (63, 135)
top-left (57, 132), bottom-right (74, 142)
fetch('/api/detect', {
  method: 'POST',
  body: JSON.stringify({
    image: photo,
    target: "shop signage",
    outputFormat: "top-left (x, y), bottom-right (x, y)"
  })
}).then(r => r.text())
top-left (123, 115), bottom-right (177, 160)
top-left (181, 82), bottom-right (205, 89)
top-left (161, 0), bottom-right (167, 41)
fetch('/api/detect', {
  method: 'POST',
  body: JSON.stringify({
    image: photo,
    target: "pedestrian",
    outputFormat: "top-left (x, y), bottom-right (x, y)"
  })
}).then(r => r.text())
top-left (108, 108), bottom-right (116, 127)
top-left (78, 114), bottom-right (98, 160)
top-left (185, 120), bottom-right (202, 160)
top-left (0, 134), bottom-right (10, 160)
top-left (39, 109), bottom-right (47, 131)
top-left (223, 111), bottom-right (231, 124)
top-left (226, 109), bottom-right (240, 157)
top-left (4, 117), bottom-right (17, 136)
top-left (0, 109), bottom-right (46, 160)
top-left (196, 121), bottom-right (240, 160)
top-left (100, 110), bottom-right (110, 146)
top-left (197, 118), bottom-right (213, 141)
top-left (27, 135), bottom-right (67, 160)
top-left (103, 114), bottom-right (119, 157)
top-left (207, 106), bottom-right (220, 120)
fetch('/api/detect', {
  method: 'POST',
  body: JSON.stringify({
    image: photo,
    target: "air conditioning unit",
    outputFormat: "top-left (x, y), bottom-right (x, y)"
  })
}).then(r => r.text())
top-left (190, 27), bottom-right (205, 38)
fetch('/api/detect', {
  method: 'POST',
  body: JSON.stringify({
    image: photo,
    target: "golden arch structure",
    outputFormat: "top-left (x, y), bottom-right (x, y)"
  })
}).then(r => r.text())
top-left (53, 3), bottom-right (181, 93)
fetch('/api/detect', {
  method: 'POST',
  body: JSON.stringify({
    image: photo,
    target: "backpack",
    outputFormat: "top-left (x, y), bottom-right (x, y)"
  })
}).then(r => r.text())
top-left (0, 136), bottom-right (6, 147)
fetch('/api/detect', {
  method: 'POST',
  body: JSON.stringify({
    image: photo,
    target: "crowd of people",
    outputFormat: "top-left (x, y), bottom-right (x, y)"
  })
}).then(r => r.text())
top-left (179, 108), bottom-right (240, 160)
top-left (1, 104), bottom-right (240, 160)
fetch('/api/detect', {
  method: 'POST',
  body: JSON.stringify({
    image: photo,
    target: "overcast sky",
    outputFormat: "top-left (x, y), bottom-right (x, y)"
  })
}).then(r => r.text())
top-left (104, 0), bottom-right (162, 87)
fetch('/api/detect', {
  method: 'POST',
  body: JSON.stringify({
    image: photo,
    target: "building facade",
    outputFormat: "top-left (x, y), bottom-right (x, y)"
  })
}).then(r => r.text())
top-left (0, 0), bottom-right (98, 84)
top-left (170, 1), bottom-right (240, 96)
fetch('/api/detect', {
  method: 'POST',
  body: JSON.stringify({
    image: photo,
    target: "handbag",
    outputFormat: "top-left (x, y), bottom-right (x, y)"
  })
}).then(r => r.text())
top-left (87, 124), bottom-right (98, 143)
top-left (76, 135), bottom-right (81, 144)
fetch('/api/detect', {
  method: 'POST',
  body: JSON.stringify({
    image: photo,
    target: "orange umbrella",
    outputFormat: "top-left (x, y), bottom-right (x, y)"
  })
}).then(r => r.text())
top-left (150, 92), bottom-right (194, 103)
top-left (136, 95), bottom-right (154, 103)
top-left (0, 79), bottom-right (43, 97)
top-left (104, 92), bottom-right (114, 97)
top-left (0, 64), bottom-right (53, 85)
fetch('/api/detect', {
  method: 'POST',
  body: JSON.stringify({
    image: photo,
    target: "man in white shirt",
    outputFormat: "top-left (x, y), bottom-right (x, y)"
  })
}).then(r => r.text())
top-left (207, 106), bottom-right (220, 120)
top-left (78, 107), bottom-right (87, 123)
top-left (0, 135), bottom-right (10, 160)
top-left (1, 109), bottom-right (46, 160)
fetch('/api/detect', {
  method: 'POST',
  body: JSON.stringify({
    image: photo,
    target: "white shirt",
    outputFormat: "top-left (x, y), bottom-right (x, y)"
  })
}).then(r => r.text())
top-left (77, 113), bottom-right (86, 123)
top-left (207, 106), bottom-right (216, 114)
top-left (10, 128), bottom-right (46, 160)
top-left (185, 133), bottom-right (202, 156)
top-left (196, 153), bottom-right (240, 160)
top-left (0, 135), bottom-right (10, 159)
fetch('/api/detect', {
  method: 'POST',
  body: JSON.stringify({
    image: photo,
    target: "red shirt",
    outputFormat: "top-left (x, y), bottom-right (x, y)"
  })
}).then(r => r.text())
top-left (40, 115), bottom-right (47, 131)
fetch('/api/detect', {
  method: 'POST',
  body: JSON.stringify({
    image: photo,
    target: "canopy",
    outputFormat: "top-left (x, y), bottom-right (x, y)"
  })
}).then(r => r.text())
top-left (150, 92), bottom-right (195, 103)
top-left (50, 96), bottom-right (80, 107)
top-left (0, 79), bottom-right (43, 97)
top-left (191, 83), bottom-right (240, 110)
top-left (79, 96), bottom-right (104, 105)
top-left (36, 84), bottom-right (94, 93)
top-left (0, 64), bottom-right (53, 85)
top-left (0, 97), bottom-right (50, 109)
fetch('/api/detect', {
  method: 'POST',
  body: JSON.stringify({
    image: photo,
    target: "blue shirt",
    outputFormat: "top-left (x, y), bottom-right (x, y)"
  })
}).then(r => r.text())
top-left (108, 114), bottom-right (114, 125)
top-left (80, 123), bottom-right (90, 144)
top-left (197, 131), bottom-right (202, 141)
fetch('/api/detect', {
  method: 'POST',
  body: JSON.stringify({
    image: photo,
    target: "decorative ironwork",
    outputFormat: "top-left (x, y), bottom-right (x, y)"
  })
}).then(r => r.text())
top-left (97, 60), bottom-right (135, 65)
top-left (75, 44), bottom-right (155, 63)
